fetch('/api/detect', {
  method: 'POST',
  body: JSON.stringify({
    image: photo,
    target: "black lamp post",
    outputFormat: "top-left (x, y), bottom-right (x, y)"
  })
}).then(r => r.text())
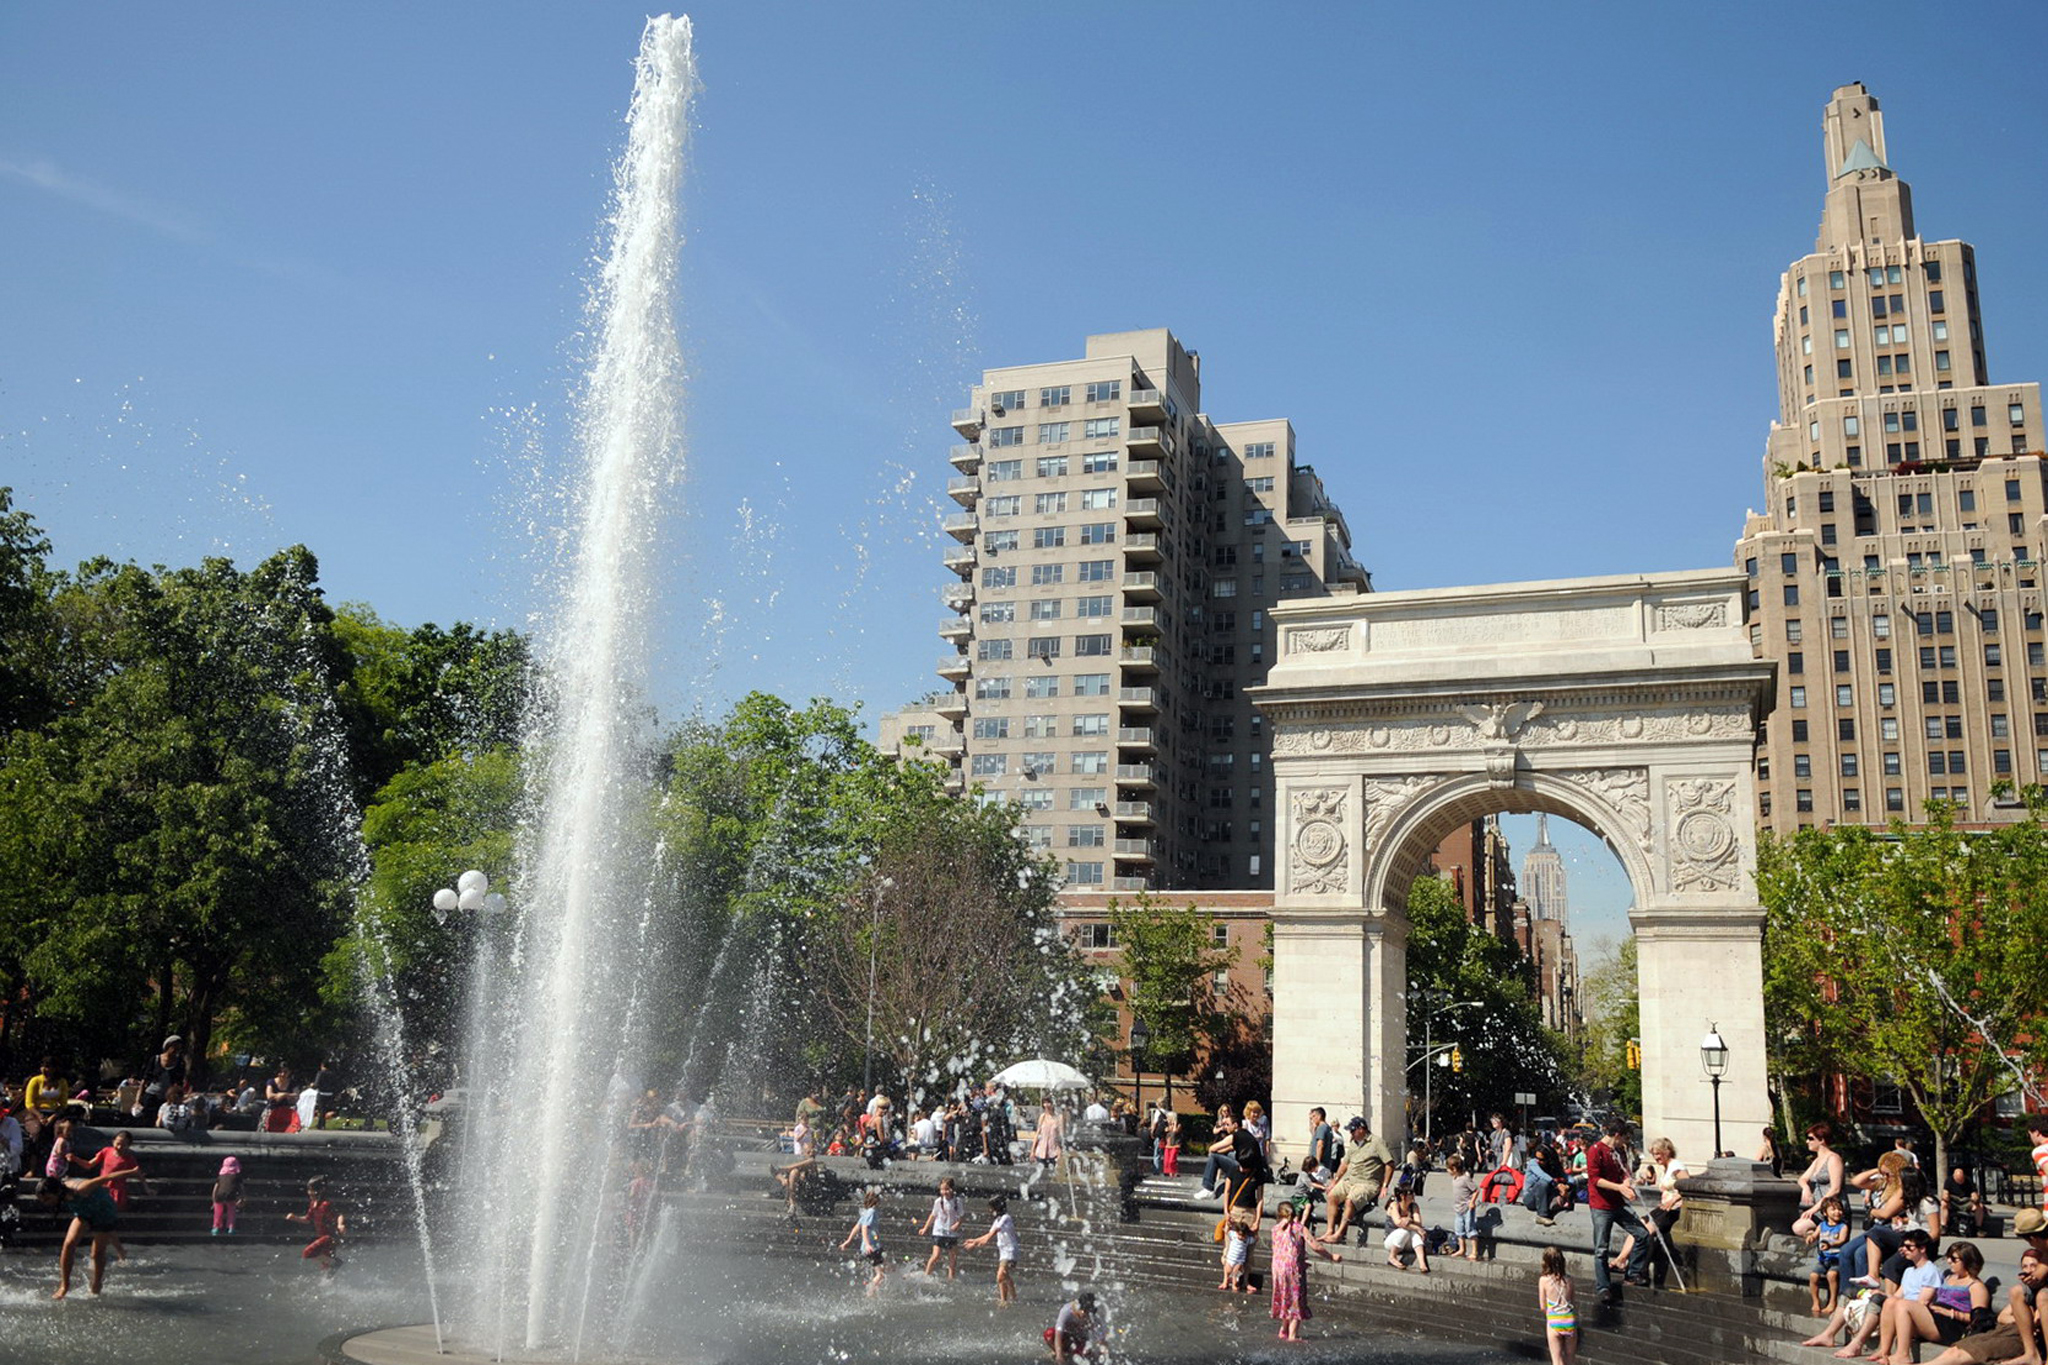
top-left (1129, 1017), bottom-right (1151, 1120)
top-left (1701, 1024), bottom-right (1729, 1158)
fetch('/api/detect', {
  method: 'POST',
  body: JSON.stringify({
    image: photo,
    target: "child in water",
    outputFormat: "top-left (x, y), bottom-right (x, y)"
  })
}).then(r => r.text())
top-left (285, 1176), bottom-right (346, 1274)
top-left (963, 1194), bottom-right (1018, 1304)
top-left (37, 1167), bottom-right (137, 1299)
top-left (838, 1188), bottom-right (885, 1295)
top-left (1538, 1245), bottom-right (1577, 1365)
top-left (1219, 1207), bottom-right (1256, 1292)
top-left (919, 1177), bottom-right (965, 1279)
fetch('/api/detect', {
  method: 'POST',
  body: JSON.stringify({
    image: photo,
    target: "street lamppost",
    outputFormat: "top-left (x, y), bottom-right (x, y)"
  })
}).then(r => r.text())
top-left (862, 876), bottom-right (896, 1097)
top-left (1412, 995), bottom-right (1482, 1148)
top-left (1701, 1024), bottom-right (1729, 1158)
top-left (432, 868), bottom-right (507, 925)
top-left (1128, 1017), bottom-right (1151, 1124)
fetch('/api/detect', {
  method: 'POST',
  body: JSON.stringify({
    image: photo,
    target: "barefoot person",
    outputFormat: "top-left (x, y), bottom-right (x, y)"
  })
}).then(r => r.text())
top-left (1043, 1290), bottom-right (1107, 1361)
top-left (964, 1195), bottom-right (1019, 1304)
top-left (37, 1166), bottom-right (137, 1298)
top-left (1268, 1199), bottom-right (1341, 1341)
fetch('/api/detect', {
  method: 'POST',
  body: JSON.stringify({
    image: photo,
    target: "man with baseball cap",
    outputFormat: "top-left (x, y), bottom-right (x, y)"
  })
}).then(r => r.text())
top-left (1316, 1116), bottom-right (1393, 1247)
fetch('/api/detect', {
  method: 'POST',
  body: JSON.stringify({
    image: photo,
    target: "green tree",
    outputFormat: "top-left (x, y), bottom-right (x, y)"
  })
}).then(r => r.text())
top-left (332, 606), bottom-right (529, 796)
top-left (1108, 894), bottom-right (1235, 1108)
top-left (1757, 799), bottom-right (2048, 1179)
top-left (1405, 873), bottom-right (1569, 1130)
top-left (0, 488), bottom-right (58, 734)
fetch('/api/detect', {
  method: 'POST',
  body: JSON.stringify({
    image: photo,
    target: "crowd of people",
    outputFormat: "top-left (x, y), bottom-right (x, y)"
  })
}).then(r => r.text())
top-left (1788, 1117), bottom-right (2048, 1364)
top-left (0, 1046), bottom-right (356, 1299)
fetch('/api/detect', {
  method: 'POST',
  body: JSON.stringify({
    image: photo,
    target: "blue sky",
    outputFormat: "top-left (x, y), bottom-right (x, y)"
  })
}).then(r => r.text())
top-left (5, 2), bottom-right (2045, 941)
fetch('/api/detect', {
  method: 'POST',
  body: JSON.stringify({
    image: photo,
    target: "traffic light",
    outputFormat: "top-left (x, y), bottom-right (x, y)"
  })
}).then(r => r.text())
top-left (1450, 1046), bottom-right (1464, 1073)
top-left (1626, 1038), bottom-right (1642, 1070)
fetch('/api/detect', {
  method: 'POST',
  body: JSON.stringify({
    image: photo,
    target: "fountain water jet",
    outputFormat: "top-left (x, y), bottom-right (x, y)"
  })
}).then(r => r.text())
top-left (457, 14), bottom-right (698, 1357)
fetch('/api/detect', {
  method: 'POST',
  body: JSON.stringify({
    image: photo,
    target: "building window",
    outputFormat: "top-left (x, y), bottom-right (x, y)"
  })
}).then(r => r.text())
top-left (977, 640), bottom-right (1013, 661)
top-left (1033, 527), bottom-right (1066, 549)
top-left (1079, 522), bottom-right (1116, 545)
top-left (1029, 600), bottom-right (1061, 621)
top-left (1031, 492), bottom-right (1065, 516)
top-left (975, 676), bottom-right (1011, 699)
top-left (1074, 634), bottom-right (1112, 657)
top-left (1080, 488), bottom-right (1117, 510)
top-left (1074, 673), bottom-right (1111, 695)
top-left (1037, 422), bottom-right (1070, 444)
top-left (1085, 380), bottom-right (1121, 403)
top-left (1844, 788), bottom-right (1861, 811)
top-left (970, 754), bottom-right (1006, 777)
top-left (1077, 559), bottom-right (1114, 582)
top-left (1068, 788), bottom-right (1106, 810)
top-left (1070, 751), bottom-right (1108, 774)
top-left (1841, 754), bottom-right (1859, 776)
top-left (1075, 595), bottom-right (1112, 618)
top-left (1789, 686), bottom-right (1806, 708)
top-left (1082, 417), bottom-right (1120, 440)
top-left (972, 718), bottom-right (1009, 740)
top-left (1036, 455), bottom-right (1068, 478)
top-left (988, 426), bottom-right (1024, 447)
top-left (1067, 824), bottom-right (1104, 847)
top-left (980, 602), bottom-right (1016, 624)
top-left (1065, 861), bottom-right (1104, 886)
top-left (1081, 450), bottom-right (1118, 473)
top-left (1039, 386), bottom-right (1070, 408)
top-left (1242, 442), bottom-right (1276, 459)
top-left (1031, 563), bottom-right (1064, 586)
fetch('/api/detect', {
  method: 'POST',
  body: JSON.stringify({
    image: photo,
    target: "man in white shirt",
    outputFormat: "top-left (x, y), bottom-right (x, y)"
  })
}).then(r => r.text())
top-left (1083, 1096), bottom-right (1111, 1125)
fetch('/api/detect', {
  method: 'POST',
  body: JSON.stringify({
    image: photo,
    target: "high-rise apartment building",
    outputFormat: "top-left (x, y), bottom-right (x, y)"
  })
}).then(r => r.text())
top-left (884, 328), bottom-right (1371, 890)
top-left (1738, 84), bottom-right (2046, 832)
top-left (1518, 815), bottom-right (1567, 923)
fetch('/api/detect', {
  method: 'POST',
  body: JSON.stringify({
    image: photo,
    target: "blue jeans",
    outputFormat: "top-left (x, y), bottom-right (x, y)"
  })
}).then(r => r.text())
top-left (1521, 1168), bottom-right (1555, 1214)
top-left (1200, 1151), bottom-right (1242, 1191)
top-left (1591, 1204), bottom-right (1650, 1296)
top-left (1840, 1223), bottom-right (1900, 1283)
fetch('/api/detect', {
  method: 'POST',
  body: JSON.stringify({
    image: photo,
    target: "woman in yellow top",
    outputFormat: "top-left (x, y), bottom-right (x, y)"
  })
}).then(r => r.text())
top-left (25, 1059), bottom-right (69, 1116)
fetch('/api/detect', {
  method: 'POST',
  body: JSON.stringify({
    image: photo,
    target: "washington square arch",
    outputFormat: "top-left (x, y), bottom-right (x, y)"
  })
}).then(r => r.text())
top-left (1252, 568), bottom-right (1776, 1164)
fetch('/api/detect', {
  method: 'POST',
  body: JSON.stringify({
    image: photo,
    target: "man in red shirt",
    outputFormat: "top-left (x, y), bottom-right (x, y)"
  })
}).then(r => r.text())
top-left (1586, 1119), bottom-right (1651, 1304)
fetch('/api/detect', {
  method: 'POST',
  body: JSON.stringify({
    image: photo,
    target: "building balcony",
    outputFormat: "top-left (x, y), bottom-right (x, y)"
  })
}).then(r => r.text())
top-left (932, 691), bottom-right (968, 720)
top-left (1111, 875), bottom-right (1151, 892)
top-left (1126, 458), bottom-right (1164, 493)
top-left (1123, 532), bottom-right (1162, 562)
top-left (1128, 389), bottom-right (1165, 421)
top-left (947, 476), bottom-right (980, 506)
top-left (943, 512), bottom-right (978, 542)
top-left (1124, 497), bottom-right (1163, 528)
top-left (1113, 838), bottom-right (1155, 860)
top-left (1117, 686), bottom-right (1157, 710)
top-left (1128, 425), bottom-right (1165, 455)
top-left (951, 408), bottom-right (983, 439)
top-left (925, 731), bottom-right (964, 757)
top-left (1121, 571), bottom-right (1161, 601)
top-left (938, 618), bottom-right (970, 643)
top-left (943, 770), bottom-right (964, 795)
top-left (1115, 762), bottom-right (1157, 786)
top-left (1114, 799), bottom-right (1154, 823)
top-left (935, 654), bottom-right (970, 681)
top-left (1120, 606), bottom-right (1159, 631)
top-left (941, 584), bottom-right (974, 613)
top-left (1115, 726), bottom-right (1156, 750)
top-left (942, 545), bottom-right (976, 577)
top-left (948, 443), bottom-right (982, 471)
top-left (1120, 646), bottom-right (1158, 671)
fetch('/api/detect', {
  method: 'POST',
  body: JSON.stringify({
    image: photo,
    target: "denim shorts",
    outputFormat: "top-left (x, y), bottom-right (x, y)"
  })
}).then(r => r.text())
top-left (1455, 1207), bottom-right (1478, 1239)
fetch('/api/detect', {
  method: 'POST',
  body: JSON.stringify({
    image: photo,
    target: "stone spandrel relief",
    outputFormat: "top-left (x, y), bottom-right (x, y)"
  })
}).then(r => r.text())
top-left (1556, 768), bottom-right (1653, 863)
top-left (1288, 787), bottom-right (1350, 895)
top-left (1360, 774), bottom-right (1436, 851)
top-left (1667, 778), bottom-right (1742, 892)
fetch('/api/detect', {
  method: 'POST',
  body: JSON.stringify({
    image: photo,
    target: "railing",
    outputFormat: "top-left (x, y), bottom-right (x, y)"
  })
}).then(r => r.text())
top-left (1114, 800), bottom-right (1153, 820)
top-left (1118, 686), bottom-right (1156, 705)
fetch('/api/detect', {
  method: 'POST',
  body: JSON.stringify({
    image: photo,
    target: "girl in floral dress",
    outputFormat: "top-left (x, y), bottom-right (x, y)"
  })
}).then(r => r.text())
top-left (1268, 1199), bottom-right (1341, 1340)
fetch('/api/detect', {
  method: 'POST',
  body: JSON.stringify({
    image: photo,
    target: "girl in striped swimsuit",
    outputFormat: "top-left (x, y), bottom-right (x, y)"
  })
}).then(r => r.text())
top-left (1539, 1245), bottom-right (1577, 1365)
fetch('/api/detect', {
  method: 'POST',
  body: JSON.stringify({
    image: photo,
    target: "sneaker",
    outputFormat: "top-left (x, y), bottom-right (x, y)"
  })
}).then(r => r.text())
top-left (211, 1228), bottom-right (220, 1237)
top-left (1196, 1187), bottom-right (1218, 1200)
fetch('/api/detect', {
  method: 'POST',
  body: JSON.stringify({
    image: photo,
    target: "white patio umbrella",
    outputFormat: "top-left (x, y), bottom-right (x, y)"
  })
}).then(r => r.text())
top-left (989, 1059), bottom-right (1091, 1092)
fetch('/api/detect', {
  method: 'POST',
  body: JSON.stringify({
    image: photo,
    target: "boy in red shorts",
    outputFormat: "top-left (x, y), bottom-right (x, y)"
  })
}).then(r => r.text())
top-left (285, 1176), bottom-right (346, 1274)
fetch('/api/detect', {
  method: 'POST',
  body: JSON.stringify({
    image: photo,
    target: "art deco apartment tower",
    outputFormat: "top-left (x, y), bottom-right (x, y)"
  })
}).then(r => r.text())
top-left (1739, 84), bottom-right (2046, 831)
top-left (883, 328), bottom-right (1371, 890)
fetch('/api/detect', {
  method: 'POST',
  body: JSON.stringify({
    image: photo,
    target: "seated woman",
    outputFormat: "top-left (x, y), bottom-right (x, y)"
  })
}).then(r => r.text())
top-left (1382, 1186), bottom-right (1431, 1273)
top-left (1881, 1239), bottom-right (1990, 1365)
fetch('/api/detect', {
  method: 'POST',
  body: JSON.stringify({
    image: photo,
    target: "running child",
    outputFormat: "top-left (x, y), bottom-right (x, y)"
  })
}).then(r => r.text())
top-left (963, 1194), bottom-right (1018, 1304)
top-left (1538, 1245), bottom-right (1577, 1365)
top-left (838, 1188), bottom-right (885, 1295)
top-left (37, 1166), bottom-right (137, 1299)
top-left (212, 1155), bottom-right (244, 1236)
top-left (285, 1175), bottom-right (346, 1274)
top-left (78, 1131), bottom-right (139, 1261)
top-left (919, 1177), bottom-right (965, 1279)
